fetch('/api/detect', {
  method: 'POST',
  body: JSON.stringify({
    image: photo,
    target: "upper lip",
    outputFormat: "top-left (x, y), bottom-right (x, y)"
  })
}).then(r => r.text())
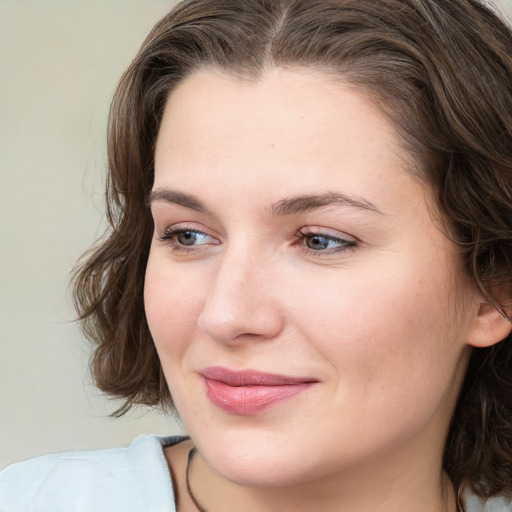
top-left (200, 366), bottom-right (318, 386)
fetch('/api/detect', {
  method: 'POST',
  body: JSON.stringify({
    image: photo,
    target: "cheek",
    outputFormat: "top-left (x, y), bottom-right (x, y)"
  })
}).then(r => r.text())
top-left (289, 259), bottom-right (465, 400)
top-left (144, 253), bottom-right (205, 361)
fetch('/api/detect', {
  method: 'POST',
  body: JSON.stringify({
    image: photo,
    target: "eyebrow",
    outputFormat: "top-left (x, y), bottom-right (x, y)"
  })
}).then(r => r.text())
top-left (148, 189), bottom-right (212, 214)
top-left (148, 188), bottom-right (383, 216)
top-left (269, 192), bottom-right (383, 216)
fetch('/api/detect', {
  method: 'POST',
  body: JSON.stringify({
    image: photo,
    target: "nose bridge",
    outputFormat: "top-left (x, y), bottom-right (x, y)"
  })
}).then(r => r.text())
top-left (197, 240), bottom-right (284, 343)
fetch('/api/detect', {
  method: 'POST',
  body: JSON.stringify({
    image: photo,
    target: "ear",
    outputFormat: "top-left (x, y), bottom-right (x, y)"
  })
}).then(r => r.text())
top-left (467, 299), bottom-right (512, 348)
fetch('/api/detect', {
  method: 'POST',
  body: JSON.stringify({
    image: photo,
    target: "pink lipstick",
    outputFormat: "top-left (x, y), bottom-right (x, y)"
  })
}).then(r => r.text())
top-left (200, 366), bottom-right (318, 415)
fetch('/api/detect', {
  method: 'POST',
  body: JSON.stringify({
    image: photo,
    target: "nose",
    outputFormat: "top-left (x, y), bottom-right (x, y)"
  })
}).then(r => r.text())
top-left (197, 248), bottom-right (285, 345)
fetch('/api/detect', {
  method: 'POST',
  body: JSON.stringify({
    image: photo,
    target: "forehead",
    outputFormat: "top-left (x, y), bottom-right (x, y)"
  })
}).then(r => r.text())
top-left (157, 68), bottom-right (396, 152)
top-left (153, 67), bottom-right (425, 216)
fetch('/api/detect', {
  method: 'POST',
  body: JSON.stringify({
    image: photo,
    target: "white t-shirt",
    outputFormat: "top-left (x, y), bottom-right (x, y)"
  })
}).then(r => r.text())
top-left (1, 434), bottom-right (511, 511)
top-left (0, 435), bottom-right (179, 512)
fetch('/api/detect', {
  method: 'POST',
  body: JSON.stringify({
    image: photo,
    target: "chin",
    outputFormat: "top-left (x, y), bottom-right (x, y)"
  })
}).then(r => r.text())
top-left (192, 427), bottom-right (323, 488)
top-left (210, 454), bottom-right (311, 488)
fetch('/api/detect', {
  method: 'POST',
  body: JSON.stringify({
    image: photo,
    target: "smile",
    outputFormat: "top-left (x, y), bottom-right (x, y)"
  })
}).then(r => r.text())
top-left (200, 366), bottom-right (318, 416)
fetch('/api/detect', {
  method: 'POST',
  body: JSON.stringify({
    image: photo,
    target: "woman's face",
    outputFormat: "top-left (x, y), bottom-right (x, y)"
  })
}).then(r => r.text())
top-left (145, 68), bottom-right (479, 487)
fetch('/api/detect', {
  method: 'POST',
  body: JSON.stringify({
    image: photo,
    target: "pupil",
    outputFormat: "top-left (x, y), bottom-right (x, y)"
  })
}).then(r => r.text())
top-left (178, 231), bottom-right (197, 245)
top-left (308, 235), bottom-right (329, 250)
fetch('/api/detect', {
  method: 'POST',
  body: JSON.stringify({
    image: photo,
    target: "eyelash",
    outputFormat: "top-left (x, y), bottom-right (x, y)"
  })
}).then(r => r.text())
top-left (157, 226), bottom-right (357, 256)
top-left (294, 229), bottom-right (357, 256)
top-left (157, 226), bottom-right (215, 253)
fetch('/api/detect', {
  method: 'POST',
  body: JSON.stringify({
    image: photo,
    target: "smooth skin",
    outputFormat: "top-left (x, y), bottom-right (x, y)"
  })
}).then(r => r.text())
top-left (144, 68), bottom-right (511, 512)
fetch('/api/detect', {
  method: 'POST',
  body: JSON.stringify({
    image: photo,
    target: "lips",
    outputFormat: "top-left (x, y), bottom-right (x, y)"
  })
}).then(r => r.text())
top-left (200, 366), bottom-right (318, 415)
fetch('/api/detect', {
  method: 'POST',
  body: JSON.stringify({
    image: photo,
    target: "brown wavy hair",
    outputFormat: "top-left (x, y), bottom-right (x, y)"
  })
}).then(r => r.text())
top-left (72, 0), bottom-right (512, 498)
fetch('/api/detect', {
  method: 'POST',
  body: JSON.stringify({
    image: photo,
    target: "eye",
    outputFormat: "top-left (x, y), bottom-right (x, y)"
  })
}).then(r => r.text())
top-left (174, 230), bottom-right (210, 246)
top-left (297, 229), bottom-right (357, 255)
top-left (157, 225), bottom-right (218, 252)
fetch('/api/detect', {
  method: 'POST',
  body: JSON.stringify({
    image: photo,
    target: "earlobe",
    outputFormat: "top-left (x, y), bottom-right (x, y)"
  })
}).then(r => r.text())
top-left (467, 301), bottom-right (512, 348)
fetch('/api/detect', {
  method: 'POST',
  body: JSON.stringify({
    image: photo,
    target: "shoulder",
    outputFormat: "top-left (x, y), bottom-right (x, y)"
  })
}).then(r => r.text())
top-left (0, 435), bottom-right (183, 512)
top-left (461, 486), bottom-right (512, 512)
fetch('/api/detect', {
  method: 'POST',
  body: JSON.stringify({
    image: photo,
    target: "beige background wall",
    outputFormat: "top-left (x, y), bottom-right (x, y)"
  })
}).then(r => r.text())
top-left (1, 0), bottom-right (511, 469)
top-left (0, 0), bottom-right (182, 469)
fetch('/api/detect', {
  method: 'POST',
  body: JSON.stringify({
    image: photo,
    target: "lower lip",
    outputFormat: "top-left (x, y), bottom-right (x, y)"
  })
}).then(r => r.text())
top-left (204, 378), bottom-right (315, 415)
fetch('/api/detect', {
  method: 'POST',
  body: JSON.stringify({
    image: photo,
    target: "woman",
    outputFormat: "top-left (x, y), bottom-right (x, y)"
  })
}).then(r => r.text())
top-left (1, 0), bottom-right (512, 510)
